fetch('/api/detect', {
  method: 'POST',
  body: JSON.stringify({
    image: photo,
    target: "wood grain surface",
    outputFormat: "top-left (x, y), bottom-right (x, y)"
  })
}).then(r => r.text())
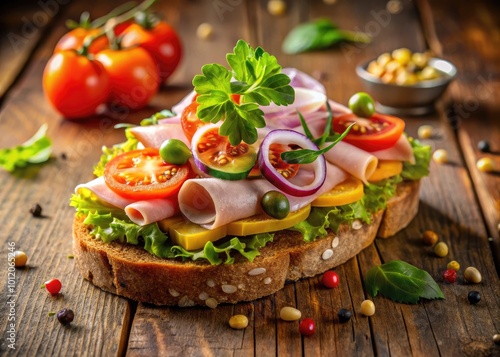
top-left (0, 0), bottom-right (499, 356)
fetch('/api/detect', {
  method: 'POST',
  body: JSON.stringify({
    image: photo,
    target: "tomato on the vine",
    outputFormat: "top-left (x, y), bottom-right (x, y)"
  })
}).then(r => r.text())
top-left (332, 113), bottom-right (405, 152)
top-left (121, 20), bottom-right (182, 83)
top-left (43, 50), bottom-right (110, 119)
top-left (103, 148), bottom-right (192, 200)
top-left (54, 28), bottom-right (109, 54)
top-left (95, 46), bottom-right (160, 110)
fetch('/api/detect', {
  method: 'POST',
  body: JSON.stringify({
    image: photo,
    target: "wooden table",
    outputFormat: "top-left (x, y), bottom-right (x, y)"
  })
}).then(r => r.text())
top-left (1, 0), bottom-right (499, 356)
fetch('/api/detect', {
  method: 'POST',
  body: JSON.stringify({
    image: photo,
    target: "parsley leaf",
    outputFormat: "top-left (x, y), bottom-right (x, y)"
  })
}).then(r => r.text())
top-left (193, 40), bottom-right (294, 145)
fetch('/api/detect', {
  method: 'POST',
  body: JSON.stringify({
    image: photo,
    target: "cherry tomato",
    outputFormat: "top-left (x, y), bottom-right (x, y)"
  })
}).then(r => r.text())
top-left (299, 318), bottom-right (316, 336)
top-left (103, 148), bottom-right (191, 200)
top-left (332, 113), bottom-right (405, 152)
top-left (54, 28), bottom-right (109, 54)
top-left (43, 50), bottom-right (110, 119)
top-left (95, 47), bottom-right (160, 110)
top-left (120, 21), bottom-right (182, 83)
top-left (44, 278), bottom-right (62, 295)
top-left (320, 271), bottom-right (339, 288)
top-left (180, 101), bottom-right (205, 142)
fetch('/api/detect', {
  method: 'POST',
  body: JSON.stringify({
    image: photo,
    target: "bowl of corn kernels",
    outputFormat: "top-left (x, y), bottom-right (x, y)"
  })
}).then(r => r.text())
top-left (356, 48), bottom-right (457, 115)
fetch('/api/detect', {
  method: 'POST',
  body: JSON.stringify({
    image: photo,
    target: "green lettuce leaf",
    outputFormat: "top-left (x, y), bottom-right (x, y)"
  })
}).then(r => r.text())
top-left (71, 191), bottom-right (273, 264)
top-left (365, 260), bottom-right (445, 304)
top-left (402, 137), bottom-right (431, 180)
top-left (0, 124), bottom-right (52, 172)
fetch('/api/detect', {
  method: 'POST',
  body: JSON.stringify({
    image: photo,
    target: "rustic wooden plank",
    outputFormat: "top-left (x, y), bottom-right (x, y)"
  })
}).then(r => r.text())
top-left (0, 0), bottom-right (66, 100)
top-left (0, 0), bottom-right (158, 355)
top-left (420, 0), bottom-right (500, 271)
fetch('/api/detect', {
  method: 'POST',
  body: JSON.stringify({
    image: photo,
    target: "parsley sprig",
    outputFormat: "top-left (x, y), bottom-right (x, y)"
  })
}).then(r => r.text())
top-left (281, 102), bottom-right (354, 164)
top-left (193, 40), bottom-right (295, 145)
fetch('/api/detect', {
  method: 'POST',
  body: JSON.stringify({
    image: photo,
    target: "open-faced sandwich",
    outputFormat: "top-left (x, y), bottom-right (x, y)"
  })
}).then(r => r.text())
top-left (71, 40), bottom-right (431, 307)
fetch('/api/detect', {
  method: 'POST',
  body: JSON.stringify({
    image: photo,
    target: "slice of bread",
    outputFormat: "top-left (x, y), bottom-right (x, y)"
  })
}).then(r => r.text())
top-left (73, 179), bottom-right (421, 307)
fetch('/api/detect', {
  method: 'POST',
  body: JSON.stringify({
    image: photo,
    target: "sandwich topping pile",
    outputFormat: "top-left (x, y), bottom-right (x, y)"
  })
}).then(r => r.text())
top-left (70, 40), bottom-right (431, 306)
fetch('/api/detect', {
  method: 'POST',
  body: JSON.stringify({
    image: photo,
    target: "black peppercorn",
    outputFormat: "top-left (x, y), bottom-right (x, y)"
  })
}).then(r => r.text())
top-left (467, 291), bottom-right (481, 304)
top-left (477, 140), bottom-right (490, 153)
top-left (29, 203), bottom-right (42, 217)
top-left (57, 308), bottom-right (74, 325)
top-left (338, 308), bottom-right (352, 323)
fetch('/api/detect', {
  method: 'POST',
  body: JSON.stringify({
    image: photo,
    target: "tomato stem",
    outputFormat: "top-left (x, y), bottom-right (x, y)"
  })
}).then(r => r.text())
top-left (78, 0), bottom-right (157, 56)
top-left (91, 1), bottom-right (138, 28)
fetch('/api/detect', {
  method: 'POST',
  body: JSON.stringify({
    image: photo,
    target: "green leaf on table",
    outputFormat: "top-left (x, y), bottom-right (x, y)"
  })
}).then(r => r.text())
top-left (364, 260), bottom-right (445, 304)
top-left (282, 18), bottom-right (370, 55)
top-left (0, 124), bottom-right (52, 172)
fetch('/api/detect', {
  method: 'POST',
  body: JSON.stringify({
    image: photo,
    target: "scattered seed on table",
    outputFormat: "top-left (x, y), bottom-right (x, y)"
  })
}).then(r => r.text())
top-left (467, 291), bottom-right (481, 304)
top-left (464, 267), bottom-right (482, 283)
top-left (360, 300), bottom-right (375, 316)
top-left (196, 23), bottom-right (213, 40)
top-left (57, 308), bottom-right (74, 325)
top-left (443, 269), bottom-right (457, 283)
top-left (476, 157), bottom-right (496, 172)
top-left (417, 125), bottom-right (433, 140)
top-left (267, 0), bottom-right (286, 16)
top-left (280, 307), bottom-right (301, 321)
top-left (299, 318), bottom-right (315, 336)
top-left (30, 203), bottom-right (42, 217)
top-left (493, 334), bottom-right (500, 346)
top-left (433, 242), bottom-right (449, 257)
top-left (447, 260), bottom-right (460, 271)
top-left (338, 308), bottom-right (352, 323)
top-left (229, 314), bottom-right (248, 329)
top-left (432, 149), bottom-right (448, 164)
top-left (477, 140), bottom-right (490, 153)
top-left (14, 251), bottom-right (28, 267)
top-left (422, 230), bottom-right (438, 246)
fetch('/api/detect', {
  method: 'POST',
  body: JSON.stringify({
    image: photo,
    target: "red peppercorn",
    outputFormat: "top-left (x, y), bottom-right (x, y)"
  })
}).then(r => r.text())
top-left (320, 271), bottom-right (339, 288)
top-left (44, 279), bottom-right (62, 295)
top-left (299, 318), bottom-right (316, 336)
top-left (443, 269), bottom-right (457, 283)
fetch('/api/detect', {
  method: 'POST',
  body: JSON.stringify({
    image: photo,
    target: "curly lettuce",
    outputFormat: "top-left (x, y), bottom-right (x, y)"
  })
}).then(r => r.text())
top-left (70, 190), bottom-right (273, 265)
top-left (402, 137), bottom-right (431, 180)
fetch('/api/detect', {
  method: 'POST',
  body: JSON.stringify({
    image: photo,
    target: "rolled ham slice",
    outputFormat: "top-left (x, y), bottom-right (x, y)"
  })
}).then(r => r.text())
top-left (129, 123), bottom-right (189, 149)
top-left (371, 135), bottom-right (415, 164)
top-left (75, 177), bottom-right (179, 226)
top-left (323, 141), bottom-right (378, 183)
top-left (282, 67), bottom-right (326, 94)
top-left (178, 163), bottom-right (347, 230)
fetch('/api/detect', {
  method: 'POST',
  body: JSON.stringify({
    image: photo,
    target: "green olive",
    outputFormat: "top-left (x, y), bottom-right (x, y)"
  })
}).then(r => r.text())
top-left (159, 139), bottom-right (192, 165)
top-left (348, 92), bottom-right (375, 118)
top-left (261, 191), bottom-right (290, 219)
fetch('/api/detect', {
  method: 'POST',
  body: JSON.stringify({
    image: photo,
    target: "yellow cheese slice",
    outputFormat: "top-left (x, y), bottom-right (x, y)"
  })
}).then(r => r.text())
top-left (311, 176), bottom-right (364, 207)
top-left (226, 205), bottom-right (311, 236)
top-left (368, 160), bottom-right (403, 182)
top-left (169, 221), bottom-right (227, 251)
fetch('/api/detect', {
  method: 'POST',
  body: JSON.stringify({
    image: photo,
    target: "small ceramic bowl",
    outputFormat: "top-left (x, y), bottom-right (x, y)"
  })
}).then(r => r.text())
top-left (356, 57), bottom-right (457, 115)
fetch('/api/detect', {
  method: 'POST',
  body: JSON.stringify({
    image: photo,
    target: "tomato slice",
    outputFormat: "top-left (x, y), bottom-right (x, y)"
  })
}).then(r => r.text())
top-left (268, 143), bottom-right (300, 179)
top-left (180, 101), bottom-right (205, 143)
top-left (192, 125), bottom-right (257, 180)
top-left (103, 148), bottom-right (191, 199)
top-left (332, 113), bottom-right (405, 152)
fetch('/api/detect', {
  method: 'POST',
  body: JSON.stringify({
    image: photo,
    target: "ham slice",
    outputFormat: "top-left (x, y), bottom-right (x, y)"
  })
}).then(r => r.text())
top-left (75, 177), bottom-right (179, 226)
top-left (178, 163), bottom-right (347, 230)
top-left (371, 135), bottom-right (415, 164)
top-left (129, 123), bottom-right (189, 149)
top-left (323, 141), bottom-right (378, 183)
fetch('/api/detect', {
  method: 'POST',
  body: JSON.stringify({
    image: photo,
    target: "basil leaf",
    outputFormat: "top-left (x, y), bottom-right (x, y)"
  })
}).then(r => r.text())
top-left (282, 18), bottom-right (370, 55)
top-left (365, 260), bottom-right (445, 304)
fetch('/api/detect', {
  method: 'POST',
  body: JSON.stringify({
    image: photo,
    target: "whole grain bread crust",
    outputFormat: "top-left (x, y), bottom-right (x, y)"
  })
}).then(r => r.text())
top-left (73, 179), bottom-right (421, 307)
